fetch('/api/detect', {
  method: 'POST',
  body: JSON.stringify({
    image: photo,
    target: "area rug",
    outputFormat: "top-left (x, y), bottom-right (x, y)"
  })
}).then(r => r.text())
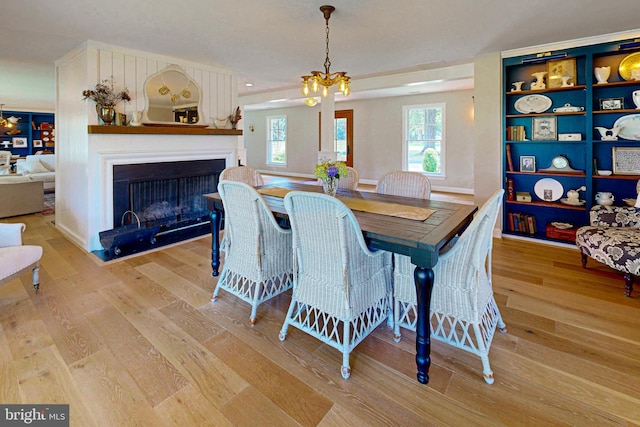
top-left (37, 192), bottom-right (55, 216)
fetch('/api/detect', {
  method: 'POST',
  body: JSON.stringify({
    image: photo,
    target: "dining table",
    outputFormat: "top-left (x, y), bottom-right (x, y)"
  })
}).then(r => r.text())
top-left (203, 182), bottom-right (477, 384)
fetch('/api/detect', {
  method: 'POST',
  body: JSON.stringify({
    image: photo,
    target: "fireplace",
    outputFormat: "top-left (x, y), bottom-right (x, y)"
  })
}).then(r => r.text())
top-left (93, 158), bottom-right (225, 259)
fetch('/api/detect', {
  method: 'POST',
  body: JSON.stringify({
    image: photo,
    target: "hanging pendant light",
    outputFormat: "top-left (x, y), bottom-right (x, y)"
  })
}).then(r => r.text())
top-left (0, 104), bottom-right (13, 128)
top-left (300, 5), bottom-right (350, 98)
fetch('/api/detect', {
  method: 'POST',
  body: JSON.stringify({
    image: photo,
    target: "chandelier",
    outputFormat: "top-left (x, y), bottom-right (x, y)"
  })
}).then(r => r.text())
top-left (0, 104), bottom-right (11, 128)
top-left (301, 5), bottom-right (350, 98)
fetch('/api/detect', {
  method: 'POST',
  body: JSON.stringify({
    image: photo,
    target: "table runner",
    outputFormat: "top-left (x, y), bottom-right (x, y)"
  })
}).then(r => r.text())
top-left (258, 187), bottom-right (435, 221)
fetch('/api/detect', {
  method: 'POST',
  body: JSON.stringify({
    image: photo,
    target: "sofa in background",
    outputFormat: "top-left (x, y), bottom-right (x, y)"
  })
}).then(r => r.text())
top-left (15, 154), bottom-right (55, 192)
top-left (0, 176), bottom-right (44, 218)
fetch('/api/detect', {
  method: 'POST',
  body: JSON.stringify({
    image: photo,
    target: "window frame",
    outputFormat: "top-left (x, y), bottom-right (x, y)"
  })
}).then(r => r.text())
top-left (402, 103), bottom-right (446, 178)
top-left (266, 114), bottom-right (287, 166)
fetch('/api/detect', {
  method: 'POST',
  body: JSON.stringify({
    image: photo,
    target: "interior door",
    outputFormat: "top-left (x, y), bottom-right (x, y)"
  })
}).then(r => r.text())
top-left (318, 109), bottom-right (354, 167)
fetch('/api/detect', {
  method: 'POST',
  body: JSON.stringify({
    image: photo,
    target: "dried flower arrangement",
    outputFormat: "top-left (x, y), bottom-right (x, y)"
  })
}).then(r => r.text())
top-left (82, 76), bottom-right (131, 107)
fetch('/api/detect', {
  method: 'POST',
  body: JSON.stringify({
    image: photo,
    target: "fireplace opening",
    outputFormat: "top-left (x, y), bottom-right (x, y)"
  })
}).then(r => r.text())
top-left (94, 158), bottom-right (225, 260)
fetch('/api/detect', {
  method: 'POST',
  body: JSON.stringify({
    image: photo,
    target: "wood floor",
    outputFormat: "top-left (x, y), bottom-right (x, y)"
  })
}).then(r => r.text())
top-left (2, 210), bottom-right (640, 426)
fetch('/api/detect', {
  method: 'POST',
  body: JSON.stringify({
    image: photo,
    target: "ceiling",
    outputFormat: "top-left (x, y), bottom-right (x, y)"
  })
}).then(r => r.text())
top-left (2, 0), bottom-right (640, 112)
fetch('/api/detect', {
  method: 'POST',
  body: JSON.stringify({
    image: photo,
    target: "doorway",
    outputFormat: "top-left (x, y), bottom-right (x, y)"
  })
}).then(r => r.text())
top-left (319, 109), bottom-right (354, 167)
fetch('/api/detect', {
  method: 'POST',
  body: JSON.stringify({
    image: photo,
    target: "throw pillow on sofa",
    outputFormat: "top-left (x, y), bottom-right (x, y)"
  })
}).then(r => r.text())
top-left (16, 160), bottom-right (49, 175)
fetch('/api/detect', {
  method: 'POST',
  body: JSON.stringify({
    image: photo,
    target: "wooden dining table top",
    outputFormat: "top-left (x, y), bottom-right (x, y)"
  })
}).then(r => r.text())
top-left (203, 182), bottom-right (477, 268)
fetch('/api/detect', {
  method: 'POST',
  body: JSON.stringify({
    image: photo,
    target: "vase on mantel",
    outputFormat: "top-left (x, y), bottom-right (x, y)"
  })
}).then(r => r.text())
top-left (96, 104), bottom-right (115, 125)
top-left (322, 178), bottom-right (337, 197)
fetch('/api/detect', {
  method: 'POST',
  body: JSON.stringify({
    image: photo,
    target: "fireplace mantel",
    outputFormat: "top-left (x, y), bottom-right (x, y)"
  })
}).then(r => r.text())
top-left (88, 125), bottom-right (242, 136)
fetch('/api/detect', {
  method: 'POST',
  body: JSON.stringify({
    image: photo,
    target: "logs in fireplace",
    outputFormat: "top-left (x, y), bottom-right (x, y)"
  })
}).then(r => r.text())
top-left (95, 158), bottom-right (225, 260)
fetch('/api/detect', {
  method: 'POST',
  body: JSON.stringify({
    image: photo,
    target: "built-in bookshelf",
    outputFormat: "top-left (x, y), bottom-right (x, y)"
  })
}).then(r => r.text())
top-left (503, 36), bottom-right (640, 244)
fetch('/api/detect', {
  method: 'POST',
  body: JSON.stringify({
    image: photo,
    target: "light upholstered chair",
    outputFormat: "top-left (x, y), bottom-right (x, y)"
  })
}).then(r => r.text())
top-left (375, 170), bottom-right (431, 199)
top-left (279, 191), bottom-right (392, 379)
top-left (219, 165), bottom-right (264, 187)
top-left (213, 181), bottom-right (293, 324)
top-left (392, 189), bottom-right (506, 384)
top-left (0, 223), bottom-right (43, 293)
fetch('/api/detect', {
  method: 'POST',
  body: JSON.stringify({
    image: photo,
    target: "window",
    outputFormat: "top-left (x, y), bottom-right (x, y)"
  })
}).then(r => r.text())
top-left (267, 115), bottom-right (287, 165)
top-left (334, 117), bottom-right (347, 162)
top-left (403, 103), bottom-right (445, 176)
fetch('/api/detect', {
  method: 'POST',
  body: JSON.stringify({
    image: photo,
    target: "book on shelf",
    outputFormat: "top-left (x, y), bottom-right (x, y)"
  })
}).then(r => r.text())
top-left (507, 178), bottom-right (515, 201)
top-left (507, 212), bottom-right (537, 234)
top-left (506, 144), bottom-right (514, 172)
top-left (506, 125), bottom-right (526, 141)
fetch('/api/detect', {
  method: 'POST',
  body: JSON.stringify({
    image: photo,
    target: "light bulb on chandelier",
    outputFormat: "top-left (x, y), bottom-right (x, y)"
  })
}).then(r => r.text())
top-left (300, 5), bottom-right (350, 98)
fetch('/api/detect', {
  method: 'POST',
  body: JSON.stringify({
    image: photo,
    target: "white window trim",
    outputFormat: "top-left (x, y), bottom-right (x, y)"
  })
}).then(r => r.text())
top-left (266, 114), bottom-right (287, 166)
top-left (402, 103), bottom-right (446, 178)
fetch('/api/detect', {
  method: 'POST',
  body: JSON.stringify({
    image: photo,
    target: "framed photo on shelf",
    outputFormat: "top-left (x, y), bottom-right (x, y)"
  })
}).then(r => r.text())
top-left (532, 116), bottom-right (557, 140)
top-left (12, 137), bottom-right (27, 148)
top-left (547, 57), bottom-right (577, 89)
top-left (33, 139), bottom-right (43, 148)
top-left (600, 97), bottom-right (624, 110)
top-left (520, 155), bottom-right (536, 173)
top-left (613, 146), bottom-right (640, 175)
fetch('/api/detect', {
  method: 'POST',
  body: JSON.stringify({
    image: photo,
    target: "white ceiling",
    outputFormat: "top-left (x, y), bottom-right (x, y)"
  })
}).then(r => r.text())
top-left (2, 0), bottom-right (640, 112)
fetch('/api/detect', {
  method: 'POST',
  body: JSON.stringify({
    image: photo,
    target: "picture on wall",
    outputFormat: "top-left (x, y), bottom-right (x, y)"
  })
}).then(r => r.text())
top-left (12, 137), bottom-right (27, 148)
top-left (33, 139), bottom-right (43, 148)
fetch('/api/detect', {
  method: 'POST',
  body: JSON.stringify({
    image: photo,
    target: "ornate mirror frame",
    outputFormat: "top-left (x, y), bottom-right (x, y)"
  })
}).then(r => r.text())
top-left (142, 65), bottom-right (202, 125)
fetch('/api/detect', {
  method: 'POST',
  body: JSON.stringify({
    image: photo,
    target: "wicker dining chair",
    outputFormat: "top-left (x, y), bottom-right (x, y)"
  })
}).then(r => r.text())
top-left (219, 165), bottom-right (264, 187)
top-left (213, 181), bottom-right (293, 324)
top-left (375, 170), bottom-right (431, 199)
top-left (218, 166), bottom-right (264, 252)
top-left (279, 191), bottom-right (392, 379)
top-left (392, 189), bottom-right (506, 384)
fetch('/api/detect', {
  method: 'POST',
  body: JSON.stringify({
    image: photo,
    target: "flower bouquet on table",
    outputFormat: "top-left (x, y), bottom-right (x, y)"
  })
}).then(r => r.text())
top-left (315, 159), bottom-right (348, 197)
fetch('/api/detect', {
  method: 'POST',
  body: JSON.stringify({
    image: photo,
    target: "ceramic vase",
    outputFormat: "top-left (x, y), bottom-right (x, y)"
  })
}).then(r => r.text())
top-left (530, 71), bottom-right (547, 90)
top-left (633, 90), bottom-right (640, 109)
top-left (322, 179), bottom-right (337, 197)
top-left (96, 105), bottom-right (115, 125)
top-left (594, 66), bottom-right (610, 84)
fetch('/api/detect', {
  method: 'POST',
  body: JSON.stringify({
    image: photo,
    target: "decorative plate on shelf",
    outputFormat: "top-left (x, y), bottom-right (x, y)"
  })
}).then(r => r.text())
top-left (551, 222), bottom-right (573, 229)
top-left (618, 52), bottom-right (640, 81)
top-left (613, 114), bottom-right (640, 141)
top-left (560, 198), bottom-right (586, 206)
top-left (514, 94), bottom-right (552, 114)
top-left (534, 178), bottom-right (564, 202)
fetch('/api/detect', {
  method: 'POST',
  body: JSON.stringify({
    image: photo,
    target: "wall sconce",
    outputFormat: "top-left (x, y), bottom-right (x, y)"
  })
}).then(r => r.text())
top-left (249, 124), bottom-right (255, 133)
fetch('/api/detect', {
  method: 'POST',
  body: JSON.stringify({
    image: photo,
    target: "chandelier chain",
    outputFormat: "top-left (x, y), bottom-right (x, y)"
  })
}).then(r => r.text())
top-left (324, 20), bottom-right (331, 75)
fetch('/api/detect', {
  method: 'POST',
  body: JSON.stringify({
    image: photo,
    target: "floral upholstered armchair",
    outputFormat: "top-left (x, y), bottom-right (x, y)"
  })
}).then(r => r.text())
top-left (576, 205), bottom-right (640, 297)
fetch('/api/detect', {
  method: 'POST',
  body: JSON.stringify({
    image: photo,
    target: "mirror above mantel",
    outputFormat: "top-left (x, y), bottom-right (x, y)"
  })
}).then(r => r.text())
top-left (142, 65), bottom-right (202, 125)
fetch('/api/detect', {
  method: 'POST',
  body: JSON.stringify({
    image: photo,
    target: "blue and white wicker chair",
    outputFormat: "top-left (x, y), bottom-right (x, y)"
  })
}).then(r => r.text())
top-left (218, 166), bottom-right (264, 252)
top-left (392, 189), bottom-right (506, 384)
top-left (279, 191), bottom-right (392, 379)
top-left (213, 181), bottom-right (293, 324)
top-left (219, 165), bottom-right (264, 187)
top-left (375, 170), bottom-right (432, 199)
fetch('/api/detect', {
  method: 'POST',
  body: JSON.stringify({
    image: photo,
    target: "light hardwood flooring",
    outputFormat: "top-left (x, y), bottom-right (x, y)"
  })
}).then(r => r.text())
top-left (1, 205), bottom-right (640, 426)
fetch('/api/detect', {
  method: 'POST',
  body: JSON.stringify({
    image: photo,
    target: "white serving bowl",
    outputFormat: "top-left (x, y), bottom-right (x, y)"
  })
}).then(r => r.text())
top-left (597, 170), bottom-right (612, 176)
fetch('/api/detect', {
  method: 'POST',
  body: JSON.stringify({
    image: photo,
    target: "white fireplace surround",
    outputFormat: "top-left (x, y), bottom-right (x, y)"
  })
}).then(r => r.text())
top-left (84, 135), bottom-right (236, 252)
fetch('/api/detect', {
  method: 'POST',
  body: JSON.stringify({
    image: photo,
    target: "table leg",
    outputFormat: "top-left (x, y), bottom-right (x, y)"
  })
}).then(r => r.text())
top-left (414, 265), bottom-right (434, 384)
top-left (209, 209), bottom-right (221, 276)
